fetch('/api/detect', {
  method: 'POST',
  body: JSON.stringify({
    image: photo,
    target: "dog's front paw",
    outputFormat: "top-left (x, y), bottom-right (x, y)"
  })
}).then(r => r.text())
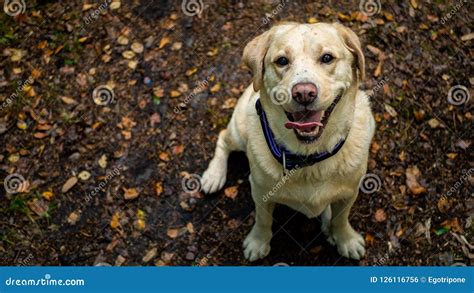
top-left (329, 227), bottom-right (365, 260)
top-left (201, 163), bottom-right (226, 194)
top-left (243, 232), bottom-right (271, 262)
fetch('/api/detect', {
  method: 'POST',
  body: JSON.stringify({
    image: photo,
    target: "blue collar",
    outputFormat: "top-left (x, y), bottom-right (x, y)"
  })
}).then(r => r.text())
top-left (255, 99), bottom-right (345, 172)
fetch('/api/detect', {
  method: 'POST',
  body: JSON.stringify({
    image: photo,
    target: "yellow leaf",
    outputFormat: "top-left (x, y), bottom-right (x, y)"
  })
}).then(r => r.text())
top-left (186, 67), bottom-right (198, 76)
top-left (186, 222), bottom-right (195, 234)
top-left (159, 152), bottom-right (169, 162)
top-left (210, 83), bottom-right (221, 94)
top-left (410, 0), bottom-right (418, 9)
top-left (170, 90), bottom-right (181, 98)
top-left (167, 228), bottom-right (179, 238)
top-left (42, 191), bottom-right (54, 201)
top-left (155, 182), bottom-right (163, 196)
top-left (307, 17), bottom-right (318, 24)
top-left (224, 186), bottom-right (238, 199)
top-left (153, 87), bottom-right (164, 98)
top-left (123, 188), bottom-right (139, 200)
top-left (159, 37), bottom-right (171, 49)
top-left (206, 48), bottom-right (219, 57)
top-left (110, 212), bottom-right (120, 229)
top-left (17, 121), bottom-right (28, 130)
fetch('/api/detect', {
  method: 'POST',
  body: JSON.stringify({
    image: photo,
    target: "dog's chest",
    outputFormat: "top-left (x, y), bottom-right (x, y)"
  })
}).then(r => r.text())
top-left (266, 175), bottom-right (342, 218)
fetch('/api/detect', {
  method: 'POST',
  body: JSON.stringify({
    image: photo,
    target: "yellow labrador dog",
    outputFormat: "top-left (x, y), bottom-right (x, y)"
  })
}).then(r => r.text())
top-left (201, 22), bottom-right (375, 261)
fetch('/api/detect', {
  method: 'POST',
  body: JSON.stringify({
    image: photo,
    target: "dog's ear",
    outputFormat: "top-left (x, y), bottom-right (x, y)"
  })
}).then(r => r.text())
top-left (242, 30), bottom-right (272, 92)
top-left (332, 22), bottom-right (365, 81)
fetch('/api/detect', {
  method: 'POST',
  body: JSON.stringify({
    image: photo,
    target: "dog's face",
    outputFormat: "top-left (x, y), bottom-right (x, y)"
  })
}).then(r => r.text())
top-left (243, 22), bottom-right (365, 144)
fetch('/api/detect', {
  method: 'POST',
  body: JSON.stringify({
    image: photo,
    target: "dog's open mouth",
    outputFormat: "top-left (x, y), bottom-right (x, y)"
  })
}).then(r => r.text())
top-left (284, 95), bottom-right (342, 143)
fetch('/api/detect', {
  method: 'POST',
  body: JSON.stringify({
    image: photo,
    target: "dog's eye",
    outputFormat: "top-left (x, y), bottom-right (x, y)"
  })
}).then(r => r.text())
top-left (320, 54), bottom-right (334, 64)
top-left (275, 57), bottom-right (289, 67)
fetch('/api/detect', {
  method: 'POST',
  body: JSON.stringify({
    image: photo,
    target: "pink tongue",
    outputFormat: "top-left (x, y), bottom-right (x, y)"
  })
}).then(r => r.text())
top-left (284, 111), bottom-right (323, 130)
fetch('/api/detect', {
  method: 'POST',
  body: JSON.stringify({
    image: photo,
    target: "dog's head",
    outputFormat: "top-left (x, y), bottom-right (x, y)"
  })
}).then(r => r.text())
top-left (243, 22), bottom-right (365, 146)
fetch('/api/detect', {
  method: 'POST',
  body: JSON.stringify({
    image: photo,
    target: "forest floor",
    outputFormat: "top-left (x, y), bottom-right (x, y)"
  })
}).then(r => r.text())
top-left (0, 0), bottom-right (472, 266)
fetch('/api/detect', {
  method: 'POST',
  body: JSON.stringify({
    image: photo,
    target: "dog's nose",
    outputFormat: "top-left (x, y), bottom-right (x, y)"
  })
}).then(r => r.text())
top-left (291, 83), bottom-right (318, 106)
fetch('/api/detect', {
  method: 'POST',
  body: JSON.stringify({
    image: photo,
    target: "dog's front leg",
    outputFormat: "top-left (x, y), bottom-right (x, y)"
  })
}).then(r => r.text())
top-left (327, 195), bottom-right (365, 260)
top-left (243, 177), bottom-right (275, 261)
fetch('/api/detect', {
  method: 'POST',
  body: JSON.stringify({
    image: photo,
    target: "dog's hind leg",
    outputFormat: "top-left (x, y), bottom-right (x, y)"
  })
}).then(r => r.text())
top-left (201, 120), bottom-right (244, 193)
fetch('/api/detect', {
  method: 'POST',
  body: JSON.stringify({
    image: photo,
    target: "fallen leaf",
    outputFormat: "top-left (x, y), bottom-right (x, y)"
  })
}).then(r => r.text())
top-left (170, 90), bottom-right (181, 98)
top-left (206, 48), bottom-right (219, 57)
top-left (455, 139), bottom-right (470, 150)
top-left (461, 33), bottom-right (474, 42)
top-left (62, 176), bottom-right (78, 193)
top-left (42, 191), bottom-right (54, 201)
top-left (155, 182), bottom-right (163, 196)
top-left (110, 1), bottom-right (121, 10)
top-left (186, 222), bottom-right (195, 234)
top-left (67, 211), bottom-right (80, 225)
top-left (437, 197), bottom-right (451, 213)
top-left (98, 155), bottom-right (108, 169)
top-left (159, 152), bottom-right (169, 162)
top-left (406, 166), bottom-right (427, 195)
top-left (122, 50), bottom-right (135, 59)
top-left (142, 247), bottom-right (157, 263)
top-left (78, 171), bottom-right (91, 181)
top-left (374, 209), bottom-right (387, 222)
top-left (131, 42), bottom-right (144, 54)
top-left (159, 37), bottom-right (171, 49)
top-left (172, 144), bottom-right (184, 155)
top-left (428, 118), bottom-right (441, 129)
top-left (28, 198), bottom-right (49, 216)
top-left (365, 233), bottom-right (375, 246)
top-left (186, 67), bottom-right (198, 76)
top-left (123, 188), bottom-right (139, 200)
top-left (117, 35), bottom-right (129, 45)
top-left (224, 186), bottom-right (238, 199)
top-left (210, 83), bottom-right (221, 94)
top-left (167, 228), bottom-right (179, 239)
top-left (307, 17), bottom-right (318, 24)
top-left (110, 212), bottom-right (120, 229)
